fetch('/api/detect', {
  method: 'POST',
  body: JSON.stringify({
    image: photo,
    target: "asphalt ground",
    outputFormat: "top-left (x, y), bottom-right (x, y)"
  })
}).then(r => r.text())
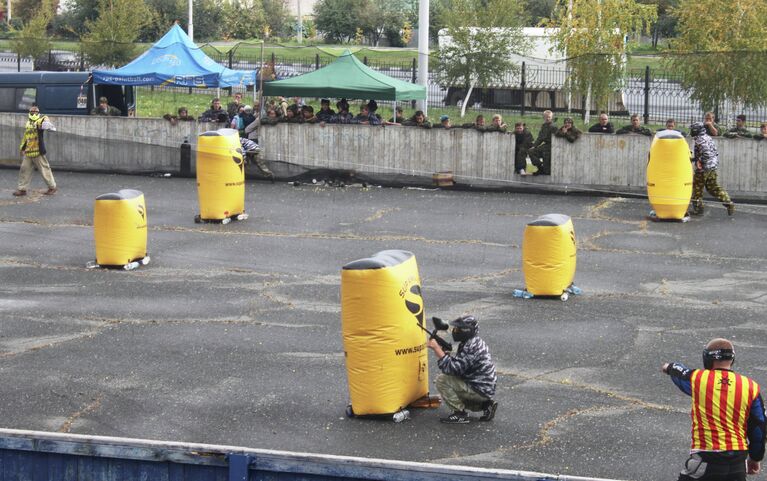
top-left (1, 170), bottom-right (766, 481)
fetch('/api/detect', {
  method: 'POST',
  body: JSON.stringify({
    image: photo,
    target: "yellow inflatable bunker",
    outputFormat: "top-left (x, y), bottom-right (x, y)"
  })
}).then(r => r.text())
top-left (522, 214), bottom-right (577, 296)
top-left (93, 189), bottom-right (148, 266)
top-left (341, 250), bottom-right (429, 416)
top-left (197, 128), bottom-right (245, 221)
top-left (647, 130), bottom-right (693, 220)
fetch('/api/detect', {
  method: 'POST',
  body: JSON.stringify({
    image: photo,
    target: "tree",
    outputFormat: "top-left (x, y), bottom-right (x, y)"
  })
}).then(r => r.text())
top-left (545, 0), bottom-right (657, 119)
top-left (313, 0), bottom-right (369, 44)
top-left (81, 0), bottom-right (153, 67)
top-left (142, 0), bottom-right (185, 42)
top-left (637, 0), bottom-right (678, 47)
top-left (10, 0), bottom-right (54, 62)
top-left (525, 0), bottom-right (556, 27)
top-left (189, 0), bottom-right (225, 41)
top-left (262, 0), bottom-right (291, 38)
top-left (221, 0), bottom-right (265, 40)
top-left (670, 0), bottom-right (767, 115)
top-left (435, 0), bottom-right (531, 117)
top-left (55, 0), bottom-right (101, 37)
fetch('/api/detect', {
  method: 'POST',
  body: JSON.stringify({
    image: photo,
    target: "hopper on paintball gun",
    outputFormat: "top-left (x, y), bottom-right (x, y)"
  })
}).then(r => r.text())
top-left (417, 316), bottom-right (452, 352)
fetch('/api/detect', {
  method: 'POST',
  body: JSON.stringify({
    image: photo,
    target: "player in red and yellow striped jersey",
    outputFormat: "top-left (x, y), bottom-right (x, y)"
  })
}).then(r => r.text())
top-left (663, 338), bottom-right (766, 481)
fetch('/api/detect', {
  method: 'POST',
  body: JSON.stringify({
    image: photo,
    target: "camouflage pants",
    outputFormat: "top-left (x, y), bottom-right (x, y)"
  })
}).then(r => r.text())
top-left (435, 373), bottom-right (489, 413)
top-left (527, 144), bottom-right (551, 175)
top-left (692, 170), bottom-right (730, 209)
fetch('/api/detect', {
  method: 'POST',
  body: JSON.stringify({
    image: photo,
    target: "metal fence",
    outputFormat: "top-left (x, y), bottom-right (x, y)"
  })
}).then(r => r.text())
top-left (23, 48), bottom-right (767, 129)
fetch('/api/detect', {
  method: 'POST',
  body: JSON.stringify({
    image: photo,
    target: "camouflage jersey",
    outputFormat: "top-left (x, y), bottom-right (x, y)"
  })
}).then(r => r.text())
top-left (693, 133), bottom-right (719, 172)
top-left (437, 335), bottom-right (497, 398)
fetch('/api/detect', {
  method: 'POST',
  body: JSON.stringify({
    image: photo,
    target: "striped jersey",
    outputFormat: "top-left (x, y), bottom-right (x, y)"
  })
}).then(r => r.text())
top-left (668, 363), bottom-right (766, 460)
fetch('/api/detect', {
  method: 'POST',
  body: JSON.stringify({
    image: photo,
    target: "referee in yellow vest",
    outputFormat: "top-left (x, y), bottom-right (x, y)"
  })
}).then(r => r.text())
top-left (663, 338), bottom-right (766, 480)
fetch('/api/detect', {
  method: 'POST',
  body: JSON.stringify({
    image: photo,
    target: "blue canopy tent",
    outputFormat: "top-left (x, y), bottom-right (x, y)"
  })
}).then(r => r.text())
top-left (92, 24), bottom-right (256, 88)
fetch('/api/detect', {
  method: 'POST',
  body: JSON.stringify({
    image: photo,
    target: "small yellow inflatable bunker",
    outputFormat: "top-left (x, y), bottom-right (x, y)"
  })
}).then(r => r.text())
top-left (93, 189), bottom-right (147, 266)
top-left (522, 214), bottom-right (577, 296)
top-left (197, 128), bottom-right (245, 221)
top-left (341, 250), bottom-right (429, 416)
top-left (647, 130), bottom-right (693, 220)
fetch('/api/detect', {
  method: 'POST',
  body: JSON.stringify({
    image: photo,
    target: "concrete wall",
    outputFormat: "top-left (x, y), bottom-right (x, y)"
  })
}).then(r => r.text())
top-left (1, 113), bottom-right (765, 199)
top-left (0, 113), bottom-right (215, 174)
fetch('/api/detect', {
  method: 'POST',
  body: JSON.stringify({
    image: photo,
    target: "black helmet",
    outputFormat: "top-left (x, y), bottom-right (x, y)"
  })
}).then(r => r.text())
top-left (690, 122), bottom-right (705, 137)
top-left (450, 315), bottom-right (478, 342)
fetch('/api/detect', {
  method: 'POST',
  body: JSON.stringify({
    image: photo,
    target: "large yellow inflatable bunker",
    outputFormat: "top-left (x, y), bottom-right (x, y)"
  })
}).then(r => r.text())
top-left (197, 128), bottom-right (245, 220)
top-left (647, 130), bottom-right (693, 220)
top-left (522, 214), bottom-right (577, 296)
top-left (341, 250), bottom-right (429, 416)
top-left (93, 189), bottom-right (147, 266)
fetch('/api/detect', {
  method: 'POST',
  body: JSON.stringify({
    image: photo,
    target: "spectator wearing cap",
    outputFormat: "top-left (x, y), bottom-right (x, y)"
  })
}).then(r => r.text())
top-left (555, 117), bottom-right (582, 142)
top-left (724, 114), bottom-right (753, 138)
top-left (91, 96), bottom-right (121, 116)
top-left (437, 115), bottom-right (452, 129)
top-left (316, 99), bottom-right (336, 122)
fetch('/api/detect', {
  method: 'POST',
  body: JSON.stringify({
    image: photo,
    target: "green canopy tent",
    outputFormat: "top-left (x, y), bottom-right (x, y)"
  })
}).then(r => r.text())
top-left (262, 50), bottom-right (426, 101)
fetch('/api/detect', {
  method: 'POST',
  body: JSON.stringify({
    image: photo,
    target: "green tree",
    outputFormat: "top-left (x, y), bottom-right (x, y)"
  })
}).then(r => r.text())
top-left (637, 0), bottom-right (678, 47)
top-left (189, 0), bottom-right (225, 41)
top-left (314, 0), bottom-right (369, 43)
top-left (221, 0), bottom-right (265, 40)
top-left (10, 0), bottom-right (54, 61)
top-left (525, 0), bottom-right (555, 27)
top-left (81, 0), bottom-right (153, 67)
top-left (55, 0), bottom-right (100, 37)
top-left (142, 0), bottom-right (185, 41)
top-left (670, 0), bottom-right (767, 114)
top-left (545, 0), bottom-right (656, 118)
top-left (262, 0), bottom-right (290, 38)
top-left (435, 0), bottom-right (531, 117)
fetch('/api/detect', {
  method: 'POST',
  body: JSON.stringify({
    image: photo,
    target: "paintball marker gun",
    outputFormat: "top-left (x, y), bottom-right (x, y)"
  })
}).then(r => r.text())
top-left (416, 316), bottom-right (452, 352)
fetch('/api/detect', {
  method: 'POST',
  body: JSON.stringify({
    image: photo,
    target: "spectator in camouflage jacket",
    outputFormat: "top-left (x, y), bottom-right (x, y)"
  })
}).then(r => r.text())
top-left (616, 114), bottom-right (652, 136)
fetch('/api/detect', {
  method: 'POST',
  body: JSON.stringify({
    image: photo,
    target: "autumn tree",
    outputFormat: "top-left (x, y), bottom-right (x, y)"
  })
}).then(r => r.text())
top-left (546, 0), bottom-right (657, 120)
top-left (670, 0), bottom-right (767, 116)
top-left (81, 0), bottom-right (153, 67)
top-left (9, 0), bottom-right (54, 62)
top-left (435, 0), bottom-right (531, 117)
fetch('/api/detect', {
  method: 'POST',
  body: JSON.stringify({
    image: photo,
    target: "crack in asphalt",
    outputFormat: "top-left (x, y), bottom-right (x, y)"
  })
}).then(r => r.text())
top-left (58, 393), bottom-right (104, 433)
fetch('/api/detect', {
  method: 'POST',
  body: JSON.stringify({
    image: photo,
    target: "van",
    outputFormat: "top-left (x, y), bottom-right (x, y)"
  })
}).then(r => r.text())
top-left (0, 72), bottom-right (135, 116)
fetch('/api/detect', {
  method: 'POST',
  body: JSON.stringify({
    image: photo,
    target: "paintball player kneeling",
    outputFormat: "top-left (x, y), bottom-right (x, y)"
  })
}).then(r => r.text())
top-left (427, 315), bottom-right (497, 424)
